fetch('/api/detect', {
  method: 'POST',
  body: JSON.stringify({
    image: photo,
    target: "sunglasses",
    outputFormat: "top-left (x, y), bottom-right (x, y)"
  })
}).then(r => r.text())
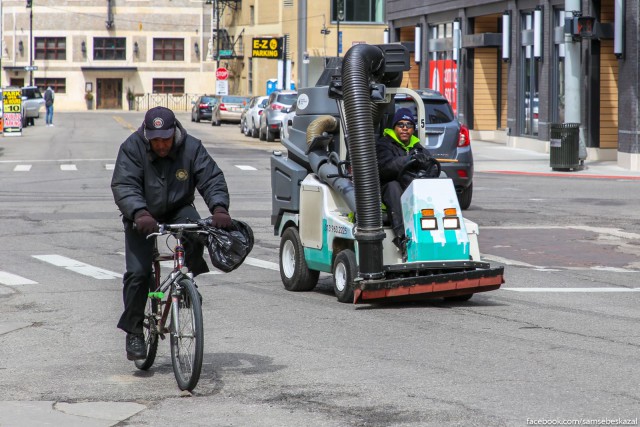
top-left (395, 122), bottom-right (414, 129)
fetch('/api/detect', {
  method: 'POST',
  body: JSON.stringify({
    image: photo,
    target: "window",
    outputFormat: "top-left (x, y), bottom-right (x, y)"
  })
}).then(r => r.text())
top-left (35, 37), bottom-right (66, 60)
top-left (521, 12), bottom-right (540, 136)
top-left (93, 37), bottom-right (126, 60)
top-left (152, 78), bottom-right (184, 94)
top-left (35, 78), bottom-right (66, 94)
top-left (332, 0), bottom-right (384, 23)
top-left (153, 38), bottom-right (184, 61)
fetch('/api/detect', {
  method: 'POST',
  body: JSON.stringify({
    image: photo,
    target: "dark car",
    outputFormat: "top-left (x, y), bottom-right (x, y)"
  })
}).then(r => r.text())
top-left (191, 95), bottom-right (217, 122)
top-left (259, 90), bottom-right (297, 142)
top-left (394, 89), bottom-right (473, 209)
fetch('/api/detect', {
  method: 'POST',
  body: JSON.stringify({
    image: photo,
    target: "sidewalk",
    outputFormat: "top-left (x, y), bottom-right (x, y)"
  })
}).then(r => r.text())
top-left (472, 138), bottom-right (640, 180)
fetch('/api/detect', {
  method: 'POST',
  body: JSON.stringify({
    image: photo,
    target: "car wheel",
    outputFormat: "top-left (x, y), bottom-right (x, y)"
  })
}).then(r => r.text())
top-left (333, 249), bottom-right (357, 303)
top-left (259, 125), bottom-right (266, 141)
top-left (279, 227), bottom-right (319, 292)
top-left (457, 182), bottom-right (473, 210)
top-left (251, 122), bottom-right (259, 138)
top-left (266, 123), bottom-right (275, 142)
top-left (195, 113), bottom-right (200, 123)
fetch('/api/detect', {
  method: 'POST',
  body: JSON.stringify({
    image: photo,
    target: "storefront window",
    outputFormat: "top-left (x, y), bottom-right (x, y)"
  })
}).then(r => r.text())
top-left (428, 23), bottom-right (458, 114)
top-left (521, 12), bottom-right (540, 136)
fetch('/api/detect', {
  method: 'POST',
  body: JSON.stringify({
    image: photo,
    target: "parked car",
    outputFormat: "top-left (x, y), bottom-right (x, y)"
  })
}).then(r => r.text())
top-left (211, 95), bottom-right (251, 126)
top-left (279, 103), bottom-right (297, 142)
top-left (241, 95), bottom-right (268, 138)
top-left (21, 86), bottom-right (45, 127)
top-left (259, 90), bottom-right (298, 142)
top-left (393, 89), bottom-right (474, 209)
top-left (191, 95), bottom-right (218, 122)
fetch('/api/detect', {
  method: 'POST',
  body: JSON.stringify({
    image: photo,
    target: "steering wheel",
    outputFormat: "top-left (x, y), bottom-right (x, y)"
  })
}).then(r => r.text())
top-left (396, 157), bottom-right (442, 181)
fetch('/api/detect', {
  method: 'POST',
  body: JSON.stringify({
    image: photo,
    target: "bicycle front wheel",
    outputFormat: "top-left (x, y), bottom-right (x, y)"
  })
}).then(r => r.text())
top-left (170, 278), bottom-right (204, 391)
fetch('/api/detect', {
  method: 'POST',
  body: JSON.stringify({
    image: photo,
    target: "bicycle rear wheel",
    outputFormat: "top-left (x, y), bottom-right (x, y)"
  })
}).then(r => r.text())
top-left (135, 269), bottom-right (160, 370)
top-left (170, 277), bottom-right (204, 391)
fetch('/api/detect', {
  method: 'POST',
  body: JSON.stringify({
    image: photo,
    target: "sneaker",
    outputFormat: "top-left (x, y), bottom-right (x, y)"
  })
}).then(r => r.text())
top-left (392, 236), bottom-right (408, 262)
top-left (126, 333), bottom-right (147, 360)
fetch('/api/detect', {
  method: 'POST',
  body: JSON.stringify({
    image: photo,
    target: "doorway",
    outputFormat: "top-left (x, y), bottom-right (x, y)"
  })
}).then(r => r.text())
top-left (97, 78), bottom-right (122, 109)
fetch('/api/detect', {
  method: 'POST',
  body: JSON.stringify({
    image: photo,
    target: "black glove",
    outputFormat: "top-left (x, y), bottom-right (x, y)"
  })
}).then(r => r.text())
top-left (411, 151), bottom-right (431, 167)
top-left (209, 207), bottom-right (233, 230)
top-left (133, 209), bottom-right (158, 236)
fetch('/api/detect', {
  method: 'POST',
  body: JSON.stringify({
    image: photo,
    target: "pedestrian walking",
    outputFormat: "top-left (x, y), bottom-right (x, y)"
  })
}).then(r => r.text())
top-left (44, 86), bottom-right (55, 126)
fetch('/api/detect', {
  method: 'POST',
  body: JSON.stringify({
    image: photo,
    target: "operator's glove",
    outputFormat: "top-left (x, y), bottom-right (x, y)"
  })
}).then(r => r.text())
top-left (208, 206), bottom-right (233, 230)
top-left (133, 209), bottom-right (159, 236)
top-left (410, 151), bottom-right (431, 167)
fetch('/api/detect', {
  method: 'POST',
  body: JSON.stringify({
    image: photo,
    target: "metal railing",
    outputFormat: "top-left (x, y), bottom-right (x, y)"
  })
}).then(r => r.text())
top-left (132, 93), bottom-right (200, 112)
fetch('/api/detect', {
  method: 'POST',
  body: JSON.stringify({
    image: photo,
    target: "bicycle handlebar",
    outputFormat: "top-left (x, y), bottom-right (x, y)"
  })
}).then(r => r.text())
top-left (146, 221), bottom-right (209, 239)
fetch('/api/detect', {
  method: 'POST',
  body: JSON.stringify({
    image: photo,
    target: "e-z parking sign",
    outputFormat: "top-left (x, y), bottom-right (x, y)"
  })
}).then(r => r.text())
top-left (252, 37), bottom-right (283, 59)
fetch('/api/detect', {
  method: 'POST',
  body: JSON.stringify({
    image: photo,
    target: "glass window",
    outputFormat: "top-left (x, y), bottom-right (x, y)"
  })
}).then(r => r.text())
top-left (553, 9), bottom-right (565, 123)
top-left (521, 12), bottom-right (540, 136)
top-left (35, 37), bottom-right (66, 60)
top-left (152, 78), bottom-right (184, 94)
top-left (35, 78), bottom-right (66, 94)
top-left (153, 38), bottom-right (184, 61)
top-left (93, 37), bottom-right (126, 60)
top-left (275, 93), bottom-right (297, 105)
top-left (332, 0), bottom-right (384, 23)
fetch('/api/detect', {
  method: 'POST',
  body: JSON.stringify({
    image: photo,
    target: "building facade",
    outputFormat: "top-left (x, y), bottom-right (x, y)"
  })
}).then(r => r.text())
top-left (386, 0), bottom-right (639, 170)
top-left (0, 0), bottom-right (386, 112)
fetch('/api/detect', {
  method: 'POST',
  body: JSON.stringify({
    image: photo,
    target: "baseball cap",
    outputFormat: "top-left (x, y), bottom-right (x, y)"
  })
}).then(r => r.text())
top-left (392, 108), bottom-right (416, 127)
top-left (144, 106), bottom-right (176, 139)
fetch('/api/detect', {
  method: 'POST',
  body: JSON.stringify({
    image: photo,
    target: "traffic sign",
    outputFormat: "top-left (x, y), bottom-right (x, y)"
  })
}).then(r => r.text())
top-left (216, 67), bottom-right (228, 81)
top-left (24, 65), bottom-right (38, 71)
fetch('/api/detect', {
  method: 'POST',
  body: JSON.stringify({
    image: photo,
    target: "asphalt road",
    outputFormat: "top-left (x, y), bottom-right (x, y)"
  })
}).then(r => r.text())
top-left (0, 112), bottom-right (638, 427)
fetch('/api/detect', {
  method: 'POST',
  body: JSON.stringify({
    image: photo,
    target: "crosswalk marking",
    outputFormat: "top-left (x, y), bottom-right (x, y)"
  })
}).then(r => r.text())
top-left (0, 271), bottom-right (38, 286)
top-left (32, 255), bottom-right (122, 280)
top-left (60, 164), bottom-right (78, 171)
top-left (13, 165), bottom-right (32, 172)
top-left (243, 257), bottom-right (279, 271)
top-left (235, 165), bottom-right (257, 171)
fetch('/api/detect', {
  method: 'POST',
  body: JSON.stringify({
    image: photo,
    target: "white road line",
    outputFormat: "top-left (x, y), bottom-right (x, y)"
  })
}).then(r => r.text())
top-left (32, 255), bottom-right (122, 280)
top-left (503, 287), bottom-right (640, 293)
top-left (235, 165), bottom-right (257, 171)
top-left (60, 164), bottom-right (78, 171)
top-left (481, 254), bottom-right (638, 273)
top-left (0, 271), bottom-right (38, 286)
top-left (243, 257), bottom-right (279, 271)
top-left (13, 165), bottom-right (32, 172)
top-left (105, 164), bottom-right (115, 171)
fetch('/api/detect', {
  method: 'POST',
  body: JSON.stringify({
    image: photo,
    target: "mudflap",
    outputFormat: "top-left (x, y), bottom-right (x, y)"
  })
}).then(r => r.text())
top-left (353, 267), bottom-right (504, 304)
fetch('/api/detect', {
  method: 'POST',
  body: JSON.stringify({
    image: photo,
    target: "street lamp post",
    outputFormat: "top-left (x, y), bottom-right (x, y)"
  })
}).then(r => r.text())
top-left (29, 3), bottom-right (33, 86)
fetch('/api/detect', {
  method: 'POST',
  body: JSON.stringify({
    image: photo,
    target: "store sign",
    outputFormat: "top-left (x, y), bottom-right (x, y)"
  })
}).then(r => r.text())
top-left (2, 89), bottom-right (23, 136)
top-left (429, 60), bottom-right (458, 115)
top-left (252, 37), bottom-right (283, 59)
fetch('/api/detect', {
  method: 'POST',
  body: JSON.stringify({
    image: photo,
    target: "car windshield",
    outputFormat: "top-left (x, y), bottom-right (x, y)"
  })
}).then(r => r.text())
top-left (396, 98), bottom-right (454, 125)
top-left (276, 94), bottom-right (297, 105)
top-left (201, 96), bottom-right (215, 104)
top-left (222, 96), bottom-right (248, 104)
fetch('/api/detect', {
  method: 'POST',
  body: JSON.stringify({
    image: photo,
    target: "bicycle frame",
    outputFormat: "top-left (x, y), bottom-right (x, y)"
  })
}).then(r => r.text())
top-left (148, 224), bottom-right (201, 337)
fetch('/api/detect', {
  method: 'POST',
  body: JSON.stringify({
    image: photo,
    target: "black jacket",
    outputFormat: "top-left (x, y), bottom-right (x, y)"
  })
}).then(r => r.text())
top-left (111, 119), bottom-right (229, 222)
top-left (376, 129), bottom-right (429, 187)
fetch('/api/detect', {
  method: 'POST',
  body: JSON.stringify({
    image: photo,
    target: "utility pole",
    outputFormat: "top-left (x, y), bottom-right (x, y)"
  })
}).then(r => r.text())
top-left (27, 0), bottom-right (33, 86)
top-left (336, 0), bottom-right (344, 57)
top-left (297, 0), bottom-right (307, 88)
top-left (215, 0), bottom-right (220, 70)
top-left (564, 0), bottom-right (587, 159)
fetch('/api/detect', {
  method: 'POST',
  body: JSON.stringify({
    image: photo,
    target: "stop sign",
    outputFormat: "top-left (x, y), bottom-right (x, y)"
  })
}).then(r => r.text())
top-left (216, 67), bottom-right (228, 80)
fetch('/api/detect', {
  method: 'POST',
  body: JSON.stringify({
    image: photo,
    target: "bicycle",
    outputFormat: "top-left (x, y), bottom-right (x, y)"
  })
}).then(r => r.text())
top-left (134, 221), bottom-right (208, 391)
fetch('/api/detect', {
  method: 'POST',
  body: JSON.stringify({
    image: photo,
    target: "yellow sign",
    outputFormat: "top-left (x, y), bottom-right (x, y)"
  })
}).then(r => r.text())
top-left (2, 88), bottom-right (23, 135)
top-left (252, 37), bottom-right (283, 59)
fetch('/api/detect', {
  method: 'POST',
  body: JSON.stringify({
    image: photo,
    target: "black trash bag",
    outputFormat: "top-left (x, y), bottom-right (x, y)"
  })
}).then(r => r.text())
top-left (205, 219), bottom-right (254, 273)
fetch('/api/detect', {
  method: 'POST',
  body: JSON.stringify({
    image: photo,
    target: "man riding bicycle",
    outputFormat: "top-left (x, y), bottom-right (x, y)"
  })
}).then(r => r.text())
top-left (111, 106), bottom-right (233, 361)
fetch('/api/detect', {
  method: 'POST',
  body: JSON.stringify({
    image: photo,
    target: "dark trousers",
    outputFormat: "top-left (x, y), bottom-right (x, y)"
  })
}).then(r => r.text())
top-left (382, 180), bottom-right (405, 239)
top-left (118, 204), bottom-right (209, 334)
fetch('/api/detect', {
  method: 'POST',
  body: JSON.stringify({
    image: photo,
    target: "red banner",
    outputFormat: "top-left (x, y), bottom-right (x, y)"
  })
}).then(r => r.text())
top-left (429, 60), bottom-right (458, 115)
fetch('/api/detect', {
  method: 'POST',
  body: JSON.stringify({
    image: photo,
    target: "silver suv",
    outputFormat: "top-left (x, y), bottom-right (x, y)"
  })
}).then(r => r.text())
top-left (21, 86), bottom-right (45, 127)
top-left (259, 90), bottom-right (297, 142)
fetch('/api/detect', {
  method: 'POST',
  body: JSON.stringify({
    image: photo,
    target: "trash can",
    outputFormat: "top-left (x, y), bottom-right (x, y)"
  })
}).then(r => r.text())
top-left (549, 123), bottom-right (582, 171)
